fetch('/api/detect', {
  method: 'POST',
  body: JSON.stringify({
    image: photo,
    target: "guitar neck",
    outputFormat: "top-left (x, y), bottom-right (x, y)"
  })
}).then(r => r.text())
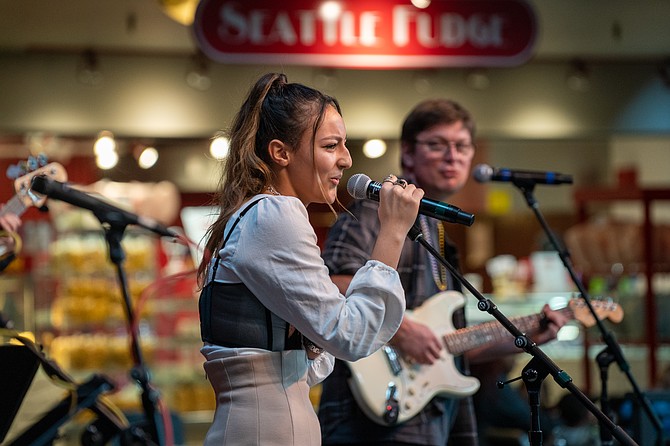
top-left (1, 195), bottom-right (28, 219)
top-left (444, 306), bottom-right (573, 355)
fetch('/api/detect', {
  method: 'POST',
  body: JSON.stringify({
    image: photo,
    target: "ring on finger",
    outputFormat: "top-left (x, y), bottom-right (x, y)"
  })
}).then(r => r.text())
top-left (395, 179), bottom-right (408, 189)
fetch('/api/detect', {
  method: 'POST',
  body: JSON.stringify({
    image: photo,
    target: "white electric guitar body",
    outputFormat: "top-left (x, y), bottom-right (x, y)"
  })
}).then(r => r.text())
top-left (346, 291), bottom-right (623, 426)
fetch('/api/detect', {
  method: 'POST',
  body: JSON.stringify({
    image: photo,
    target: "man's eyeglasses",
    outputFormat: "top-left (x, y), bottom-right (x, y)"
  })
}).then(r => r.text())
top-left (414, 139), bottom-right (475, 156)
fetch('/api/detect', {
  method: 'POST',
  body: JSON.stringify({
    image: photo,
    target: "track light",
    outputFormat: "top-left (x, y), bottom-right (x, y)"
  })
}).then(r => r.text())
top-left (566, 59), bottom-right (590, 92)
top-left (186, 52), bottom-right (212, 91)
top-left (76, 49), bottom-right (103, 87)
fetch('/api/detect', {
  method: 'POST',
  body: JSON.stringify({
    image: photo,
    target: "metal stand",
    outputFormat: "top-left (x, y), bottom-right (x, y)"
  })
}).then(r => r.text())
top-left (102, 222), bottom-right (163, 446)
top-left (407, 224), bottom-right (638, 446)
top-left (513, 179), bottom-right (663, 446)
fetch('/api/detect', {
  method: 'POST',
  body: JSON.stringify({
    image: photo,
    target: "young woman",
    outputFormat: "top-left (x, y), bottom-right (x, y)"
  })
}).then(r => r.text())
top-left (197, 73), bottom-right (424, 445)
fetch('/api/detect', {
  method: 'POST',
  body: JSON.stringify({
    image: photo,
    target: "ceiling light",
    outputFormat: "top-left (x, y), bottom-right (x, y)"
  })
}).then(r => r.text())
top-left (96, 149), bottom-right (118, 170)
top-left (411, 0), bottom-right (431, 8)
top-left (210, 136), bottom-right (229, 159)
top-left (362, 139), bottom-right (387, 159)
top-left (138, 146), bottom-right (159, 169)
top-left (158, 0), bottom-right (199, 26)
top-left (94, 131), bottom-right (116, 156)
top-left (319, 1), bottom-right (342, 21)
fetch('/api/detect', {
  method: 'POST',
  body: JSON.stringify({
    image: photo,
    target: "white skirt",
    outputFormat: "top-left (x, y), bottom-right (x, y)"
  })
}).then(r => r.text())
top-left (203, 350), bottom-right (321, 446)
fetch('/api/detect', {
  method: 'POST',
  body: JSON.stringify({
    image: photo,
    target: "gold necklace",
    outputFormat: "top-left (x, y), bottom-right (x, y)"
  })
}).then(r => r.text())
top-left (419, 215), bottom-right (448, 291)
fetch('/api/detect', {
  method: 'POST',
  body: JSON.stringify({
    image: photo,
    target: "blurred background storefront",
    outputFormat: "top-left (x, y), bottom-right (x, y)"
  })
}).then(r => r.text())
top-left (1, 1), bottom-right (670, 444)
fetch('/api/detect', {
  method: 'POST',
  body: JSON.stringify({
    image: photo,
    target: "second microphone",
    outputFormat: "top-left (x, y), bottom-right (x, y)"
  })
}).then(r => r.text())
top-left (347, 174), bottom-right (474, 226)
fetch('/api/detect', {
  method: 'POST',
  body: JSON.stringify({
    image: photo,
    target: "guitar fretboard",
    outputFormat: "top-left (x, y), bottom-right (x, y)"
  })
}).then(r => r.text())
top-left (444, 307), bottom-right (573, 355)
top-left (0, 195), bottom-right (27, 219)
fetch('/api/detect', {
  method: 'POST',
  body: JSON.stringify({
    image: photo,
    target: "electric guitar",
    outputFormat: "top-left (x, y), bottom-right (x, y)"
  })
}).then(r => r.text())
top-left (0, 156), bottom-right (67, 260)
top-left (346, 291), bottom-right (624, 426)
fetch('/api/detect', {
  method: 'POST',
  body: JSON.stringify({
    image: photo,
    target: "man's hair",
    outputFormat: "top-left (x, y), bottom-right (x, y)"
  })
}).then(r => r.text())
top-left (401, 98), bottom-right (476, 144)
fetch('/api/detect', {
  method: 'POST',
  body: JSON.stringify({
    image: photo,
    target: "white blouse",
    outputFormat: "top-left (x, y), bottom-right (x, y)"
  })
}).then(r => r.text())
top-left (201, 194), bottom-right (406, 385)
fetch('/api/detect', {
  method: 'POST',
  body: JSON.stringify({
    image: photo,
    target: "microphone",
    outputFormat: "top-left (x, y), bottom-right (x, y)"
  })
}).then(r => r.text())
top-left (472, 164), bottom-right (573, 186)
top-left (347, 174), bottom-right (474, 226)
top-left (31, 176), bottom-right (178, 238)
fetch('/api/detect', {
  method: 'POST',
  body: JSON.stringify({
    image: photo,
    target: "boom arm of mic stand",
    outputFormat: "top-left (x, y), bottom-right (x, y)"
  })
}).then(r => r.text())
top-left (514, 182), bottom-right (663, 446)
top-left (407, 224), bottom-right (639, 446)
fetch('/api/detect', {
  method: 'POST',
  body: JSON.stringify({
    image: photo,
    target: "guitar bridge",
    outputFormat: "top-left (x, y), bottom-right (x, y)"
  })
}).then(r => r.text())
top-left (382, 345), bottom-right (402, 376)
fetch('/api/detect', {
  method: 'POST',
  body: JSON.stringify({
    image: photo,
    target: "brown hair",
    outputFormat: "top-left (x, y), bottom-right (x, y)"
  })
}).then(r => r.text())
top-left (400, 99), bottom-right (476, 169)
top-left (197, 73), bottom-right (341, 284)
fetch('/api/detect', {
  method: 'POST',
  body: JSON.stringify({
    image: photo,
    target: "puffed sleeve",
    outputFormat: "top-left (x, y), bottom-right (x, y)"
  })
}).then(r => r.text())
top-left (306, 352), bottom-right (335, 387)
top-left (229, 197), bottom-right (405, 362)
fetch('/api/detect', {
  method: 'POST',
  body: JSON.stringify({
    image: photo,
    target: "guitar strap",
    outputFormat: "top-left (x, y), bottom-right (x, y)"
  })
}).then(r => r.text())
top-left (441, 223), bottom-right (467, 330)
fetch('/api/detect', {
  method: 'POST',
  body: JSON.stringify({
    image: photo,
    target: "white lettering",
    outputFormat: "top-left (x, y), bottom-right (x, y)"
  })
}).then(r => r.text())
top-left (248, 11), bottom-right (268, 44)
top-left (440, 14), bottom-right (466, 47)
top-left (393, 5), bottom-right (415, 46)
top-left (393, 5), bottom-right (507, 49)
top-left (322, 18), bottom-right (338, 46)
top-left (268, 12), bottom-right (297, 45)
top-left (297, 10), bottom-right (316, 45)
top-left (359, 12), bottom-right (380, 47)
top-left (219, 3), bottom-right (247, 44)
top-left (416, 13), bottom-right (437, 48)
top-left (338, 11), bottom-right (381, 47)
top-left (340, 12), bottom-right (356, 46)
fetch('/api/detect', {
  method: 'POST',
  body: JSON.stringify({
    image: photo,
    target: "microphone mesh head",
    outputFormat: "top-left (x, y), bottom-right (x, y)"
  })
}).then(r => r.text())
top-left (472, 164), bottom-right (493, 183)
top-left (347, 173), bottom-right (371, 199)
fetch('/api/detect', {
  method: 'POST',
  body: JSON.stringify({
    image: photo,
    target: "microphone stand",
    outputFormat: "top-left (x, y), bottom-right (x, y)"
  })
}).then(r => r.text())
top-left (97, 215), bottom-right (164, 446)
top-left (511, 179), bottom-right (663, 446)
top-left (407, 224), bottom-right (638, 446)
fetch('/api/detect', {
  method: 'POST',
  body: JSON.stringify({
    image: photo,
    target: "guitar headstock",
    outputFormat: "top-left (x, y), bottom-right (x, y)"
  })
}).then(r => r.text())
top-left (570, 297), bottom-right (624, 327)
top-left (12, 158), bottom-right (68, 209)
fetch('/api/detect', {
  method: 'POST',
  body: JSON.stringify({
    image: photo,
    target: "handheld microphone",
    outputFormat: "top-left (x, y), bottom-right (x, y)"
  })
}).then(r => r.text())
top-left (31, 176), bottom-right (178, 238)
top-left (472, 164), bottom-right (573, 186)
top-left (347, 174), bottom-right (474, 226)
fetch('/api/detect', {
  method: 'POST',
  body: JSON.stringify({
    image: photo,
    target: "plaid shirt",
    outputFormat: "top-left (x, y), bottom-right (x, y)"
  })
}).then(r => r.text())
top-left (319, 199), bottom-right (478, 446)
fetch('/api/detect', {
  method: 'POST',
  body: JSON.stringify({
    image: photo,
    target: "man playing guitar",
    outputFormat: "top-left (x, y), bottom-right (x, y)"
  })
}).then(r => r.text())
top-left (318, 99), bottom-right (570, 446)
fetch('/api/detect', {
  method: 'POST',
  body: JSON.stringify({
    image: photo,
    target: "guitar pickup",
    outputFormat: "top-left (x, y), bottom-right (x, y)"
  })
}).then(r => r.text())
top-left (382, 345), bottom-right (403, 376)
top-left (383, 382), bottom-right (399, 425)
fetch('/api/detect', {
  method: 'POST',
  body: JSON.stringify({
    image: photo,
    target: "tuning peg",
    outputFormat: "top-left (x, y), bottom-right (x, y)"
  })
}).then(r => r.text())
top-left (27, 156), bottom-right (39, 171)
top-left (37, 153), bottom-right (49, 166)
top-left (17, 160), bottom-right (28, 175)
top-left (6, 164), bottom-right (23, 180)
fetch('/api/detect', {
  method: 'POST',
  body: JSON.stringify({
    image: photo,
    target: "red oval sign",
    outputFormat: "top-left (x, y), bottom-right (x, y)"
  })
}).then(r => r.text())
top-left (194, 0), bottom-right (537, 68)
